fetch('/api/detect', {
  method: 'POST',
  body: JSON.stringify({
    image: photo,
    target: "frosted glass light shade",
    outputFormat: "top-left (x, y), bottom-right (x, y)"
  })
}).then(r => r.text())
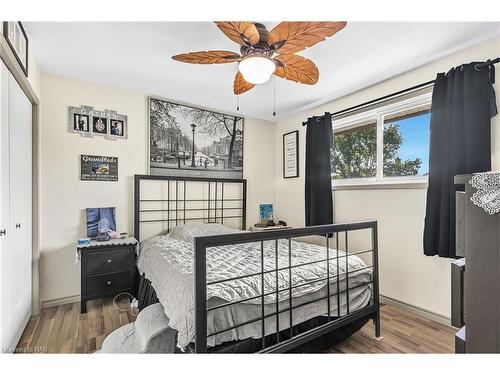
top-left (238, 56), bottom-right (275, 85)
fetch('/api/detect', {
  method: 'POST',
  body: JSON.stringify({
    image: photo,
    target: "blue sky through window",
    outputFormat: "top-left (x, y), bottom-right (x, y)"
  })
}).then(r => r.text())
top-left (385, 112), bottom-right (430, 176)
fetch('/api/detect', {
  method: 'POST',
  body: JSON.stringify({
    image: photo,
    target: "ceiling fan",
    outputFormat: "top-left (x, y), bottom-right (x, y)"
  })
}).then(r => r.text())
top-left (172, 22), bottom-right (347, 95)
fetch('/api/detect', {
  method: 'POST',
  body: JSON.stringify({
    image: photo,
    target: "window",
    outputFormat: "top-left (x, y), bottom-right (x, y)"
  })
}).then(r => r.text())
top-left (332, 120), bottom-right (377, 179)
top-left (332, 93), bottom-right (431, 186)
top-left (383, 108), bottom-right (430, 178)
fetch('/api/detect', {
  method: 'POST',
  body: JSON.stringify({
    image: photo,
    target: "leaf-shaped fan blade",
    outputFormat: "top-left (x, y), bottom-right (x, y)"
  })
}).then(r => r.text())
top-left (215, 22), bottom-right (260, 46)
top-left (268, 22), bottom-right (346, 54)
top-left (233, 72), bottom-right (256, 95)
top-left (274, 54), bottom-right (319, 84)
top-left (172, 51), bottom-right (241, 64)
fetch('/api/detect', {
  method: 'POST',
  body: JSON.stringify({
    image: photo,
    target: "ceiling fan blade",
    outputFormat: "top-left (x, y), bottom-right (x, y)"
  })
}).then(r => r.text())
top-left (172, 50), bottom-right (241, 64)
top-left (268, 22), bottom-right (346, 54)
top-left (273, 54), bottom-right (319, 85)
top-left (215, 22), bottom-right (260, 46)
top-left (234, 71), bottom-right (256, 95)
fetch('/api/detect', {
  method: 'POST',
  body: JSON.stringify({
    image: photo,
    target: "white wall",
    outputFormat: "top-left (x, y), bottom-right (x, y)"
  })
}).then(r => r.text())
top-left (39, 73), bottom-right (276, 304)
top-left (243, 117), bottom-right (276, 226)
top-left (39, 74), bottom-right (147, 303)
top-left (274, 36), bottom-right (500, 319)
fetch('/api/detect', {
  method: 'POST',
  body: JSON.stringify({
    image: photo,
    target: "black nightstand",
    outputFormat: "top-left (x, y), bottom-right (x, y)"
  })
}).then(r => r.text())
top-left (78, 238), bottom-right (137, 313)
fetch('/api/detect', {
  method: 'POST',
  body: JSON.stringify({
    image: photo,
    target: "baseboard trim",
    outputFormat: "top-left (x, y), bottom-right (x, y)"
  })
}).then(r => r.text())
top-left (41, 294), bottom-right (80, 309)
top-left (380, 295), bottom-right (451, 326)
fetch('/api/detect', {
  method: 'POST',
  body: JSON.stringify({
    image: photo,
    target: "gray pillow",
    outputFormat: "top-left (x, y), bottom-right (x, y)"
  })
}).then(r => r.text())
top-left (167, 223), bottom-right (242, 243)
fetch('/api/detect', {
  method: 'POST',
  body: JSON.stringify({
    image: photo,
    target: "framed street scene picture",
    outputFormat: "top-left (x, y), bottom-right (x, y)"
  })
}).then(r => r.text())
top-left (68, 106), bottom-right (127, 139)
top-left (3, 22), bottom-right (28, 76)
top-left (80, 155), bottom-right (118, 181)
top-left (149, 97), bottom-right (244, 179)
top-left (283, 130), bottom-right (299, 178)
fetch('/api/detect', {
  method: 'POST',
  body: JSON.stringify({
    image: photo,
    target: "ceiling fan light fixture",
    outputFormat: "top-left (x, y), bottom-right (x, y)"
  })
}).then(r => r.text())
top-left (238, 56), bottom-right (275, 85)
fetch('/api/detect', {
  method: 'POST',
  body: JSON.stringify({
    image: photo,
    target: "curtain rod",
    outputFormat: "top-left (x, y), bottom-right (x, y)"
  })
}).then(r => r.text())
top-left (302, 57), bottom-right (500, 126)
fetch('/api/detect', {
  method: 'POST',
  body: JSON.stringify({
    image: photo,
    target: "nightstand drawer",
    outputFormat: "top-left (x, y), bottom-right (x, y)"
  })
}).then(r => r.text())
top-left (86, 248), bottom-right (131, 275)
top-left (86, 271), bottom-right (131, 297)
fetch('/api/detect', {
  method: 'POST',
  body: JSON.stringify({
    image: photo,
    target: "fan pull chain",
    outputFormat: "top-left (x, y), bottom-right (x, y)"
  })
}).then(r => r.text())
top-left (236, 95), bottom-right (240, 112)
top-left (273, 76), bottom-right (277, 117)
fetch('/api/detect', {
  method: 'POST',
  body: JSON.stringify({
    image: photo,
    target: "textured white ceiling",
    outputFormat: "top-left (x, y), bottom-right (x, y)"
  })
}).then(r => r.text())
top-left (24, 22), bottom-right (500, 121)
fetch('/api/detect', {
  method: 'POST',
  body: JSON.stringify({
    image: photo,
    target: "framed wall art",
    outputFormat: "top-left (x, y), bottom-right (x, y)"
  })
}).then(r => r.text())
top-left (68, 106), bottom-right (127, 139)
top-left (3, 21), bottom-right (28, 77)
top-left (259, 204), bottom-right (274, 224)
top-left (283, 130), bottom-right (299, 178)
top-left (2, 21), bottom-right (28, 76)
top-left (80, 155), bottom-right (118, 182)
top-left (149, 97), bottom-right (244, 179)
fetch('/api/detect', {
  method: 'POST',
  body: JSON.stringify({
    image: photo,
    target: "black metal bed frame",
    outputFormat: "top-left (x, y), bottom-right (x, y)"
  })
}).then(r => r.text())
top-left (134, 174), bottom-right (247, 241)
top-left (134, 174), bottom-right (380, 353)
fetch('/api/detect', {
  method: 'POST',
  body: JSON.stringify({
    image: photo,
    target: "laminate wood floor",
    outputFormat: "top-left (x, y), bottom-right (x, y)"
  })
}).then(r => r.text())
top-left (16, 298), bottom-right (457, 354)
top-left (330, 304), bottom-right (457, 354)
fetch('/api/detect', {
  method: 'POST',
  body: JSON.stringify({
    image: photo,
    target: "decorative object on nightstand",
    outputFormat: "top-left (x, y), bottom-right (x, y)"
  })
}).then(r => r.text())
top-left (250, 220), bottom-right (291, 232)
top-left (96, 218), bottom-right (112, 242)
top-left (250, 224), bottom-right (292, 232)
top-left (78, 237), bottom-right (138, 314)
top-left (259, 203), bottom-right (274, 224)
top-left (86, 207), bottom-right (117, 238)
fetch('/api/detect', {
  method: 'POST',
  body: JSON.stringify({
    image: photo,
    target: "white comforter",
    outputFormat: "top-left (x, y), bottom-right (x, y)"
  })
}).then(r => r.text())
top-left (138, 225), bottom-right (372, 349)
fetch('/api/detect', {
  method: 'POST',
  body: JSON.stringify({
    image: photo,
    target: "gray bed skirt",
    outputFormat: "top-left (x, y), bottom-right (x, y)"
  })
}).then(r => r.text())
top-left (135, 269), bottom-right (368, 353)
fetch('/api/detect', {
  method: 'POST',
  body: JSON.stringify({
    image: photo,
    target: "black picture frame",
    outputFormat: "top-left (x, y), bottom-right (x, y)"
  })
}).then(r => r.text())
top-left (148, 97), bottom-right (244, 179)
top-left (92, 116), bottom-right (108, 135)
top-left (110, 119), bottom-right (124, 137)
top-left (73, 113), bottom-right (90, 133)
top-left (2, 21), bottom-right (28, 77)
top-left (283, 130), bottom-right (299, 179)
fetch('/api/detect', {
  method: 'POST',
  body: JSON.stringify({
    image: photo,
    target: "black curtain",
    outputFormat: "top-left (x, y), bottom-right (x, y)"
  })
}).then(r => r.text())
top-left (424, 63), bottom-right (497, 258)
top-left (305, 113), bottom-right (334, 226)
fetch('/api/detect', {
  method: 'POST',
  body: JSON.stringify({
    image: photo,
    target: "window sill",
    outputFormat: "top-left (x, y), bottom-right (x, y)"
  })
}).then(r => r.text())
top-left (332, 178), bottom-right (428, 191)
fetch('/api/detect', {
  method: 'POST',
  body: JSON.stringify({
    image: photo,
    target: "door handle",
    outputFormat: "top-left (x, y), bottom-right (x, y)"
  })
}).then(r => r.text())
top-left (0, 229), bottom-right (6, 236)
top-left (107, 281), bottom-right (112, 286)
top-left (15, 223), bottom-right (21, 229)
top-left (106, 259), bottom-right (112, 263)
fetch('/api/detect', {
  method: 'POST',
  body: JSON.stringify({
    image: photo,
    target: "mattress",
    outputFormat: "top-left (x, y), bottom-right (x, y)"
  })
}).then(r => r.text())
top-left (137, 224), bottom-right (372, 349)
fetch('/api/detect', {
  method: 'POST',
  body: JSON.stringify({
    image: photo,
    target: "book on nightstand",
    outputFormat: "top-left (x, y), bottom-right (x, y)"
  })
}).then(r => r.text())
top-left (249, 225), bottom-right (292, 232)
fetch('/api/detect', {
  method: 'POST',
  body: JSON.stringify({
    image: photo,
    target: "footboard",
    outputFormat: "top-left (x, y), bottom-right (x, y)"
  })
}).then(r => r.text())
top-left (194, 221), bottom-right (380, 353)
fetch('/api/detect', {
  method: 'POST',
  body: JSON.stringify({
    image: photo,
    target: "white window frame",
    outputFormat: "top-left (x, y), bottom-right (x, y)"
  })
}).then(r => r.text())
top-left (332, 92), bottom-right (432, 189)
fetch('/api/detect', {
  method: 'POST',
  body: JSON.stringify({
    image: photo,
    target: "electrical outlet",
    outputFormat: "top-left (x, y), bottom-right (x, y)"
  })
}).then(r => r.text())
top-left (131, 298), bottom-right (139, 308)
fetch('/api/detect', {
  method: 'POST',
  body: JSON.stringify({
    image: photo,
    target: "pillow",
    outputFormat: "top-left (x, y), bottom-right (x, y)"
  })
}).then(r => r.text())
top-left (167, 223), bottom-right (242, 243)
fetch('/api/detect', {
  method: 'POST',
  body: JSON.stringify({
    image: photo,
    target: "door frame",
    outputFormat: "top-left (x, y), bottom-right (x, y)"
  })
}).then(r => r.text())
top-left (1, 35), bottom-right (41, 316)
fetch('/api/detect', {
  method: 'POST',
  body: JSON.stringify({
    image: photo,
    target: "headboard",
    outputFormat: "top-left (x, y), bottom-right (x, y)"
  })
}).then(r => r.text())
top-left (134, 175), bottom-right (247, 242)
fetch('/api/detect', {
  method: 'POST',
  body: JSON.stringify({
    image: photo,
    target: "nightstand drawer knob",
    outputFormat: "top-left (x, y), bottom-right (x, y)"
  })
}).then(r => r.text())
top-left (106, 259), bottom-right (112, 263)
top-left (107, 281), bottom-right (112, 286)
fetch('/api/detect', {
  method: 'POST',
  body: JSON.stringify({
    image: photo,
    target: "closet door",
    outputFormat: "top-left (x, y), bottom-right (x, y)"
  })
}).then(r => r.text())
top-left (0, 61), bottom-right (32, 350)
top-left (10, 69), bottom-right (32, 343)
top-left (0, 61), bottom-right (12, 349)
